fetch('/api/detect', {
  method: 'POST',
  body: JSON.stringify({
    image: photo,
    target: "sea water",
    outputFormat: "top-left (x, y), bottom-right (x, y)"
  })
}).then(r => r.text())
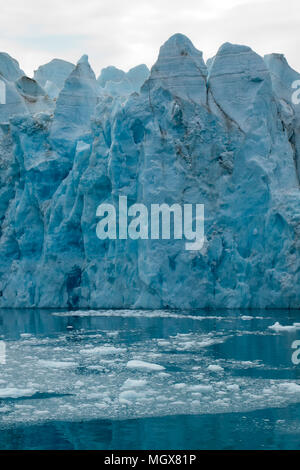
top-left (0, 308), bottom-right (300, 450)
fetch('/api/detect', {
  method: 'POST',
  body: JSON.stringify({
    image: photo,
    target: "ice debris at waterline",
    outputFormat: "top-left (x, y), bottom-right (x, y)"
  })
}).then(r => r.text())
top-left (0, 308), bottom-right (300, 426)
top-left (0, 34), bottom-right (300, 309)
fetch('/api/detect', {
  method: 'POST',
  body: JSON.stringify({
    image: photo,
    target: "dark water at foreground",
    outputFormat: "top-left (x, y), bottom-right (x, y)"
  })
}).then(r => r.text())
top-left (0, 308), bottom-right (300, 449)
top-left (2, 404), bottom-right (300, 450)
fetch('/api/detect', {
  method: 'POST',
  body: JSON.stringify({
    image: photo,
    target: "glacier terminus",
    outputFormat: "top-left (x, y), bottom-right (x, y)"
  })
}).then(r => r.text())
top-left (0, 34), bottom-right (300, 310)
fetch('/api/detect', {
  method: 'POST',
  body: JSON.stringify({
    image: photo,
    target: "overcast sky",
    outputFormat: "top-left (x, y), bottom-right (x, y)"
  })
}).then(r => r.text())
top-left (0, 0), bottom-right (299, 77)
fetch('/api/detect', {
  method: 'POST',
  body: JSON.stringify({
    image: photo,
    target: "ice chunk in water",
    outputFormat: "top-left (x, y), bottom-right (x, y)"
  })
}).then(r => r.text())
top-left (126, 360), bottom-right (165, 371)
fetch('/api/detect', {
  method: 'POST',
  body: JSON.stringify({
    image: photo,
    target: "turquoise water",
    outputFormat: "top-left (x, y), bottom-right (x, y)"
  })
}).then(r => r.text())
top-left (0, 309), bottom-right (300, 449)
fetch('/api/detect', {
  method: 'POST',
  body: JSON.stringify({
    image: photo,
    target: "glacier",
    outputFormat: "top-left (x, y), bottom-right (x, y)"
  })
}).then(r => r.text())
top-left (0, 33), bottom-right (300, 309)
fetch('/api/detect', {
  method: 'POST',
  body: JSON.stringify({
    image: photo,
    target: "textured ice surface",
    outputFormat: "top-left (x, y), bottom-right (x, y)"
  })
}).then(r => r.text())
top-left (34, 58), bottom-right (75, 90)
top-left (0, 52), bottom-right (24, 81)
top-left (0, 309), bottom-right (300, 427)
top-left (264, 53), bottom-right (300, 181)
top-left (98, 66), bottom-right (126, 87)
top-left (0, 34), bottom-right (300, 308)
top-left (98, 64), bottom-right (149, 97)
top-left (102, 64), bottom-right (149, 97)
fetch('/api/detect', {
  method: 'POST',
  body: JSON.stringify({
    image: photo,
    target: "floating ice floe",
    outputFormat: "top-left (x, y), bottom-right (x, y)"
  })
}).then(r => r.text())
top-left (79, 346), bottom-right (126, 355)
top-left (126, 360), bottom-right (165, 371)
top-left (268, 322), bottom-right (300, 332)
top-left (207, 365), bottom-right (224, 372)
top-left (37, 360), bottom-right (77, 368)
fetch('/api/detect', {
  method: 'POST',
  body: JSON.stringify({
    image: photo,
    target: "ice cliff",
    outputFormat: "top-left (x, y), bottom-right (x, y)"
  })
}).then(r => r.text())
top-left (0, 34), bottom-right (300, 309)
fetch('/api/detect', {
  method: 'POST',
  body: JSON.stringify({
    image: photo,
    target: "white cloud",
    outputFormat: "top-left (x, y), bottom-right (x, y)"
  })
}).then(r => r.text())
top-left (0, 0), bottom-right (298, 77)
